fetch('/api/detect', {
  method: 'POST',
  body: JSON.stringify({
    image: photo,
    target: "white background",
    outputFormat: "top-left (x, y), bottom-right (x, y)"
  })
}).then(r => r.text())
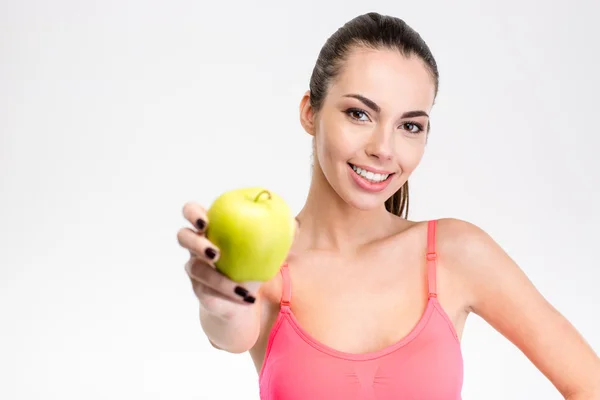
top-left (1, 0), bottom-right (599, 399)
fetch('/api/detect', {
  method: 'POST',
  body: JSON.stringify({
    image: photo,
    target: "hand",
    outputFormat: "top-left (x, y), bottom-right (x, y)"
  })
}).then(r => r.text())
top-left (177, 202), bottom-right (259, 318)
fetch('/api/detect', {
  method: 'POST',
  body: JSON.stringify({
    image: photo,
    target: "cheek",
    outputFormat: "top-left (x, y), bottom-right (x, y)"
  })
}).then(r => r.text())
top-left (395, 140), bottom-right (426, 173)
top-left (316, 118), bottom-right (356, 163)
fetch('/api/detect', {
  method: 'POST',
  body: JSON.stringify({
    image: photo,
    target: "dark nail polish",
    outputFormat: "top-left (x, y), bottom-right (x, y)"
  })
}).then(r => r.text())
top-left (244, 295), bottom-right (256, 304)
top-left (234, 286), bottom-right (249, 297)
top-left (204, 247), bottom-right (217, 260)
top-left (196, 219), bottom-right (206, 230)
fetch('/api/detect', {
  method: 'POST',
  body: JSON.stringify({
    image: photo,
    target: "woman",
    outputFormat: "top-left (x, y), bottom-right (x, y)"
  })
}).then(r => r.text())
top-left (177, 12), bottom-right (600, 399)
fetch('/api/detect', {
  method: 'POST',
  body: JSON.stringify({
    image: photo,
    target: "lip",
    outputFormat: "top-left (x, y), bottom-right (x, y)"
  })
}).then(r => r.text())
top-left (347, 163), bottom-right (394, 193)
top-left (348, 163), bottom-right (395, 175)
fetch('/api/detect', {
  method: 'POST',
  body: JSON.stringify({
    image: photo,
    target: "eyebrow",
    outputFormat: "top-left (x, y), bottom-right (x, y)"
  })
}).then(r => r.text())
top-left (342, 93), bottom-right (429, 119)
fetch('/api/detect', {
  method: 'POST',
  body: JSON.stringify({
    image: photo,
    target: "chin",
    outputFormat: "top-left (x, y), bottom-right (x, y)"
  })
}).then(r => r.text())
top-left (343, 175), bottom-right (403, 212)
top-left (340, 190), bottom-right (394, 211)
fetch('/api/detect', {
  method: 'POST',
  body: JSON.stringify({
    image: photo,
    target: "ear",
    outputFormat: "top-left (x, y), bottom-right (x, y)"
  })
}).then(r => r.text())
top-left (299, 90), bottom-right (316, 136)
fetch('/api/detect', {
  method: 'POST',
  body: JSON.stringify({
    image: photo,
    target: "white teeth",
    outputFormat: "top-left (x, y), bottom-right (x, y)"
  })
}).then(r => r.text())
top-left (351, 164), bottom-right (390, 183)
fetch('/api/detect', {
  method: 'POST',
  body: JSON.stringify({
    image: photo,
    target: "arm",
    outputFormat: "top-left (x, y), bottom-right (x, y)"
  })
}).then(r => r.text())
top-left (442, 219), bottom-right (600, 399)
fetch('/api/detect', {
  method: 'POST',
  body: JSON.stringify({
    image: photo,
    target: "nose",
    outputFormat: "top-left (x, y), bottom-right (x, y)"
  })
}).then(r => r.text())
top-left (365, 126), bottom-right (393, 161)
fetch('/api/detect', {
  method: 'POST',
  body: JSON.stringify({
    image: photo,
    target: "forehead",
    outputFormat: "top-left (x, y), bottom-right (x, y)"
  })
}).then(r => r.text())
top-left (328, 47), bottom-right (436, 111)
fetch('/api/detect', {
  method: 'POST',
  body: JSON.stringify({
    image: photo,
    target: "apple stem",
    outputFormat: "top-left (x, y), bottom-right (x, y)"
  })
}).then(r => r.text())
top-left (254, 190), bottom-right (272, 202)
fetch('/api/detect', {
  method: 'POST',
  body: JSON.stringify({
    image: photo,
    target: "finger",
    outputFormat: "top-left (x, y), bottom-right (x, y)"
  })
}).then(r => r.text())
top-left (182, 202), bottom-right (208, 233)
top-left (177, 228), bottom-right (220, 263)
top-left (185, 258), bottom-right (257, 304)
top-left (190, 280), bottom-right (246, 311)
top-left (191, 280), bottom-right (234, 304)
top-left (191, 281), bottom-right (255, 318)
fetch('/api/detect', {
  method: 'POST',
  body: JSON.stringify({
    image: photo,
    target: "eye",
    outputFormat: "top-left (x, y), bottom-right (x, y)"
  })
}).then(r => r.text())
top-left (400, 121), bottom-right (424, 134)
top-left (345, 108), bottom-right (371, 122)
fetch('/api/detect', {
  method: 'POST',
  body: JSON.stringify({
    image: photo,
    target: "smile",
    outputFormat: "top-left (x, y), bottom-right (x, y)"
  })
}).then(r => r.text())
top-left (348, 163), bottom-right (392, 183)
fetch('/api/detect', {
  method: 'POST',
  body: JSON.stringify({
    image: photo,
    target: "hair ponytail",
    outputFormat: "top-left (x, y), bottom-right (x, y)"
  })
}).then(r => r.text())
top-left (385, 181), bottom-right (409, 218)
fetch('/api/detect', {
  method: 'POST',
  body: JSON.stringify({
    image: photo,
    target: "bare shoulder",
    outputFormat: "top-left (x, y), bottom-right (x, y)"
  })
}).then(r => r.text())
top-left (429, 217), bottom-right (512, 310)
top-left (431, 217), bottom-right (600, 397)
top-left (393, 216), bottom-right (490, 261)
top-left (435, 217), bottom-right (490, 255)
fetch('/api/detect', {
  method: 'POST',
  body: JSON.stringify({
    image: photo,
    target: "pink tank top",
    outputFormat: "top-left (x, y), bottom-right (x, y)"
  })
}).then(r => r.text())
top-left (258, 220), bottom-right (463, 399)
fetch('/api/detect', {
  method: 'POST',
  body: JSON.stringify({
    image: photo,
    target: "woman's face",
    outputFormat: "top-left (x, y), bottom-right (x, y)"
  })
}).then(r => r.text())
top-left (304, 47), bottom-right (436, 211)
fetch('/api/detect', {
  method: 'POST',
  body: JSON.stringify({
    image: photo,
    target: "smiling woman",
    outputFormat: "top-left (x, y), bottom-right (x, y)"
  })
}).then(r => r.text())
top-left (178, 12), bottom-right (600, 400)
top-left (305, 29), bottom-right (437, 218)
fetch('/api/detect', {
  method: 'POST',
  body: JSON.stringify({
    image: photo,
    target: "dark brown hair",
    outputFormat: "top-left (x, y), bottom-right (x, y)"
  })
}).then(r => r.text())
top-left (308, 12), bottom-right (439, 218)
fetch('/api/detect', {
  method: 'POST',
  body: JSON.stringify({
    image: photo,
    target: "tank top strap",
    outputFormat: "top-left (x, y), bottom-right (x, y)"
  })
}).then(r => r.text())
top-left (426, 220), bottom-right (438, 299)
top-left (280, 263), bottom-right (292, 307)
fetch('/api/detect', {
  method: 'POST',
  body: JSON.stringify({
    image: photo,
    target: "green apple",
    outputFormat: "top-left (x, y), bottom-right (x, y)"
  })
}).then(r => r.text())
top-left (205, 187), bottom-right (296, 282)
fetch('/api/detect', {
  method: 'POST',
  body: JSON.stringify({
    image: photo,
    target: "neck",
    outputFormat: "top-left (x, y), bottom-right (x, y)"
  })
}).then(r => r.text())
top-left (295, 164), bottom-right (397, 253)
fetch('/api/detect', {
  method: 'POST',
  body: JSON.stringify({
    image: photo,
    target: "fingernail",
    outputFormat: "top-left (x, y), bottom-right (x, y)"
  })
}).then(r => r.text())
top-left (244, 295), bottom-right (256, 304)
top-left (205, 247), bottom-right (217, 260)
top-left (196, 219), bottom-right (206, 231)
top-left (234, 286), bottom-right (249, 297)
